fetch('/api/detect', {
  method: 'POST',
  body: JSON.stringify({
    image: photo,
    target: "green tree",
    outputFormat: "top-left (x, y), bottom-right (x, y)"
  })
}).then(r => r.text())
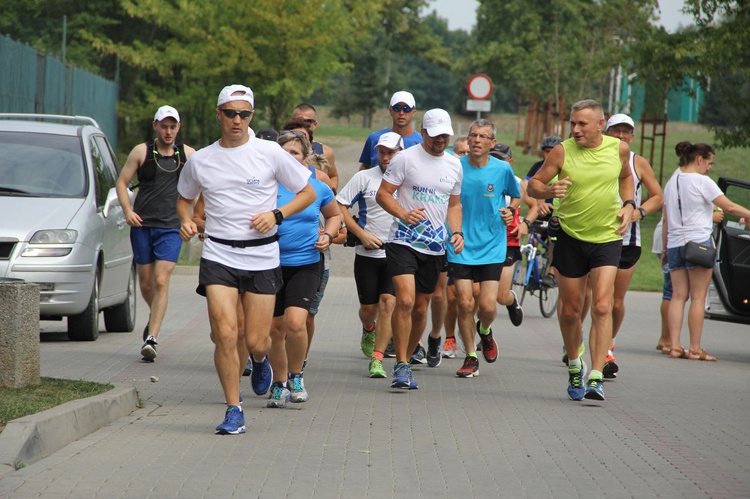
top-left (473, 0), bottom-right (658, 112)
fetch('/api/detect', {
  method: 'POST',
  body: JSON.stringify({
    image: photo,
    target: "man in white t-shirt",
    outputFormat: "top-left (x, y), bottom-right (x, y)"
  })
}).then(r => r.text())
top-left (177, 84), bottom-right (315, 435)
top-left (337, 132), bottom-right (403, 379)
top-left (376, 108), bottom-right (464, 390)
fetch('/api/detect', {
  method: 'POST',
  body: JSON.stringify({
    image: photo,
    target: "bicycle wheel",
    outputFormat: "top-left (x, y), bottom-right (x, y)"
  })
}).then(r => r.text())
top-left (511, 259), bottom-right (526, 305)
top-left (539, 281), bottom-right (559, 318)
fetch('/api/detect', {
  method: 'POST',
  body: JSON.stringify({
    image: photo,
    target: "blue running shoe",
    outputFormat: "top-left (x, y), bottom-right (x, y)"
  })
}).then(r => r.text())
top-left (290, 374), bottom-right (308, 403)
top-left (567, 360), bottom-right (587, 401)
top-left (215, 406), bottom-right (246, 435)
top-left (407, 365), bottom-right (419, 389)
top-left (584, 377), bottom-right (605, 401)
top-left (243, 358), bottom-right (252, 377)
top-left (391, 362), bottom-right (411, 389)
top-left (267, 383), bottom-right (291, 408)
top-left (250, 356), bottom-right (273, 396)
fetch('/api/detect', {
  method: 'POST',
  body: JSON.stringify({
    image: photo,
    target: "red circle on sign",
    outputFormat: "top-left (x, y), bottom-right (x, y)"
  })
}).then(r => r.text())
top-left (467, 74), bottom-right (493, 100)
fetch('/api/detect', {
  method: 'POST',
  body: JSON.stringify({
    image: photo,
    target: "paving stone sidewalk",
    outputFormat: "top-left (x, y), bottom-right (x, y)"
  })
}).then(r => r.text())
top-left (0, 273), bottom-right (748, 498)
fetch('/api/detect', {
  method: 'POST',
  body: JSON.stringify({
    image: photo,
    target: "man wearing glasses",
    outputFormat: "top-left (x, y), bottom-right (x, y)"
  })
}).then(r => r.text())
top-left (177, 84), bottom-right (316, 435)
top-left (292, 103), bottom-right (339, 191)
top-left (359, 91), bottom-right (423, 170)
top-left (376, 109), bottom-right (464, 390)
top-left (447, 121), bottom-right (521, 378)
top-left (116, 105), bottom-right (196, 362)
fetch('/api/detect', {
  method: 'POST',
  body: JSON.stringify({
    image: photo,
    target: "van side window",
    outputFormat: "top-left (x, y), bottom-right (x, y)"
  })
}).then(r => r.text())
top-left (94, 136), bottom-right (120, 182)
top-left (89, 138), bottom-right (113, 208)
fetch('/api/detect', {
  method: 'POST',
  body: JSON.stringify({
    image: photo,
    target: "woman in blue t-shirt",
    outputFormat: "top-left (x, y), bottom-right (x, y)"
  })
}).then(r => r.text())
top-left (266, 131), bottom-right (341, 407)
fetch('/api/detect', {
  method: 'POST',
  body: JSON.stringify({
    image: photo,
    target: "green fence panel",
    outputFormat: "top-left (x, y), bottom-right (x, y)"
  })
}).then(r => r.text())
top-left (0, 35), bottom-right (37, 112)
top-left (70, 67), bottom-right (119, 149)
top-left (0, 34), bottom-right (118, 149)
top-left (43, 55), bottom-right (67, 115)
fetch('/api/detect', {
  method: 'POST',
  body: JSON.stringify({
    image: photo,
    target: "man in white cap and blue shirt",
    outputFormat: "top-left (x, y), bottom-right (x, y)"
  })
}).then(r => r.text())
top-left (376, 109), bottom-right (464, 390)
top-left (117, 105), bottom-right (196, 362)
top-left (359, 90), bottom-right (423, 170)
top-left (177, 84), bottom-right (316, 435)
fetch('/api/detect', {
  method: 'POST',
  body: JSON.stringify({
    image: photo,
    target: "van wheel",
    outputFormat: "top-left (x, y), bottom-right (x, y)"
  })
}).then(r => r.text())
top-left (104, 265), bottom-right (136, 332)
top-left (68, 271), bottom-right (100, 341)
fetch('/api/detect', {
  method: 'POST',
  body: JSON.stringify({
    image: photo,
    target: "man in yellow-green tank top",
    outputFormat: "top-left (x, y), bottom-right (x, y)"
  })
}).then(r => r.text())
top-left (527, 99), bottom-right (635, 403)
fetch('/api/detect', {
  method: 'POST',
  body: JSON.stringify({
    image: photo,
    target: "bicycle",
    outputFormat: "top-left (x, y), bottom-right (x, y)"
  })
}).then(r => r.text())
top-left (511, 221), bottom-right (559, 318)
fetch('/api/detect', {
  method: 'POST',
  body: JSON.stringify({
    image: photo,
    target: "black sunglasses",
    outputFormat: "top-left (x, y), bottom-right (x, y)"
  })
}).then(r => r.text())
top-left (391, 104), bottom-right (413, 113)
top-left (278, 130), bottom-right (309, 140)
top-left (220, 109), bottom-right (254, 120)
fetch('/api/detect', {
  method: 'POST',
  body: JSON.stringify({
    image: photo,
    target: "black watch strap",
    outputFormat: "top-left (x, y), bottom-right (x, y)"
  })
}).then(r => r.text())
top-left (623, 199), bottom-right (636, 209)
top-left (638, 207), bottom-right (646, 219)
top-left (273, 209), bottom-right (284, 225)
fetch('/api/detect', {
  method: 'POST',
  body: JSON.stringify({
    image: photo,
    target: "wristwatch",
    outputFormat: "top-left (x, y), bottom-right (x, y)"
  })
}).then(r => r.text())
top-left (273, 209), bottom-right (284, 225)
top-left (637, 207), bottom-right (647, 219)
top-left (623, 199), bottom-right (636, 209)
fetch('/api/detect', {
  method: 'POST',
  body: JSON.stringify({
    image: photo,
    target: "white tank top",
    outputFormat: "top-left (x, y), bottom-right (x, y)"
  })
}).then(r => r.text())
top-left (622, 151), bottom-right (642, 247)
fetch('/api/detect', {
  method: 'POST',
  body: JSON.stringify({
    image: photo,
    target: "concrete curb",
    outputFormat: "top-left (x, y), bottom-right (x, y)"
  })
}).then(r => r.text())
top-left (0, 384), bottom-right (138, 478)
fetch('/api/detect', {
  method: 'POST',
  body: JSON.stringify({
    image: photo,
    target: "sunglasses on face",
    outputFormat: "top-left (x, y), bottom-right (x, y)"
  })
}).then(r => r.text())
top-left (391, 104), bottom-right (413, 113)
top-left (278, 130), bottom-right (309, 141)
top-left (220, 109), bottom-right (254, 120)
top-left (301, 118), bottom-right (317, 125)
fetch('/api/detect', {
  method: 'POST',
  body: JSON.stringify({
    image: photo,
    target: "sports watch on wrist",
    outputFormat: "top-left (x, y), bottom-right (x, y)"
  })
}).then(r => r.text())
top-left (623, 199), bottom-right (636, 209)
top-left (637, 207), bottom-right (647, 219)
top-left (273, 209), bottom-right (284, 225)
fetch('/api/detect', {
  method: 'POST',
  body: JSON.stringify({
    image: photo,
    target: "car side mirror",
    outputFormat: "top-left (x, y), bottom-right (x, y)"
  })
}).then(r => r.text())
top-left (102, 188), bottom-right (121, 218)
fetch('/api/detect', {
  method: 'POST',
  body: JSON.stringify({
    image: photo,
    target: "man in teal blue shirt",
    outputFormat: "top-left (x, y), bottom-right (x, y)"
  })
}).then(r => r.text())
top-left (447, 119), bottom-right (520, 378)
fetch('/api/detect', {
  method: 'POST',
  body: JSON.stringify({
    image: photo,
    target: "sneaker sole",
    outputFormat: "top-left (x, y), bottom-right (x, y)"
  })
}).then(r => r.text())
top-left (291, 395), bottom-right (308, 403)
top-left (584, 388), bottom-right (605, 401)
top-left (455, 370), bottom-right (479, 378)
top-left (390, 380), bottom-right (411, 389)
top-left (369, 371), bottom-right (387, 378)
top-left (140, 346), bottom-right (156, 361)
top-left (427, 356), bottom-right (442, 368)
top-left (442, 351), bottom-right (457, 358)
top-left (215, 426), bottom-right (246, 435)
top-left (267, 397), bottom-right (290, 408)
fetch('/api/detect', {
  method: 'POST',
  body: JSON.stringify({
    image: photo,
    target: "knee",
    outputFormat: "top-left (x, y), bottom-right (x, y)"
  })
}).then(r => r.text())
top-left (613, 299), bottom-right (625, 316)
top-left (457, 296), bottom-right (474, 316)
top-left (591, 299), bottom-right (613, 319)
top-left (395, 294), bottom-right (415, 312)
top-left (559, 302), bottom-right (581, 323)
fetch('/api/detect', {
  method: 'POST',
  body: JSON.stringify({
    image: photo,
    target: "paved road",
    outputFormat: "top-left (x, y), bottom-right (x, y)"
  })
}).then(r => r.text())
top-left (1, 271), bottom-right (748, 498)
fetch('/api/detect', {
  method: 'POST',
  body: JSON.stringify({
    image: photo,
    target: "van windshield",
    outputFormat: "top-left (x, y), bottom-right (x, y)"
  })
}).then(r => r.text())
top-left (0, 132), bottom-right (86, 197)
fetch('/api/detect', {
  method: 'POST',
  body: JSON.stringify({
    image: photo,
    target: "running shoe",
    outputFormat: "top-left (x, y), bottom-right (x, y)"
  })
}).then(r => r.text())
top-left (215, 406), bottom-right (245, 435)
top-left (369, 358), bottom-right (387, 378)
top-left (567, 360), bottom-right (588, 401)
top-left (584, 377), bottom-right (605, 401)
top-left (250, 356), bottom-right (273, 396)
top-left (391, 362), bottom-right (411, 389)
top-left (477, 321), bottom-right (498, 363)
top-left (266, 383), bottom-right (291, 408)
top-left (410, 344), bottom-right (427, 365)
top-left (384, 339), bottom-right (396, 358)
top-left (360, 326), bottom-right (376, 358)
top-left (456, 356), bottom-right (479, 378)
top-left (426, 336), bottom-right (442, 367)
top-left (506, 290), bottom-right (524, 327)
top-left (289, 374), bottom-right (308, 403)
top-left (140, 336), bottom-right (158, 362)
top-left (408, 366), bottom-right (418, 389)
top-left (243, 358), bottom-right (252, 377)
top-left (442, 337), bottom-right (458, 358)
top-left (603, 346), bottom-right (619, 378)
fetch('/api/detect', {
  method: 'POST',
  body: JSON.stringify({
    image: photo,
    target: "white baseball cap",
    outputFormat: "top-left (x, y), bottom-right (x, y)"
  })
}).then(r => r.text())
top-left (422, 109), bottom-right (454, 137)
top-left (376, 132), bottom-right (404, 151)
top-left (389, 91), bottom-right (416, 108)
top-left (153, 105), bottom-right (180, 123)
top-left (606, 113), bottom-right (635, 130)
top-left (217, 84), bottom-right (255, 108)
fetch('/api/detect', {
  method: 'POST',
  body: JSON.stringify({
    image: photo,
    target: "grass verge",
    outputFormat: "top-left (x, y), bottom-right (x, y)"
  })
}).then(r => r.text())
top-left (0, 378), bottom-right (113, 434)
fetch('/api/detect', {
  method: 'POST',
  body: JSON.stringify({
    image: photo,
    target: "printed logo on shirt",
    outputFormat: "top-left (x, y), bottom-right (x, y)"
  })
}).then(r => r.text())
top-left (412, 186), bottom-right (449, 205)
top-left (246, 176), bottom-right (260, 185)
top-left (487, 184), bottom-right (494, 192)
top-left (439, 175), bottom-right (455, 186)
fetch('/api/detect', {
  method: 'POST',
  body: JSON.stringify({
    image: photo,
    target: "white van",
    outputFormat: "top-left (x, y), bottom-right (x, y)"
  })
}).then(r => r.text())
top-left (0, 114), bottom-right (136, 340)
